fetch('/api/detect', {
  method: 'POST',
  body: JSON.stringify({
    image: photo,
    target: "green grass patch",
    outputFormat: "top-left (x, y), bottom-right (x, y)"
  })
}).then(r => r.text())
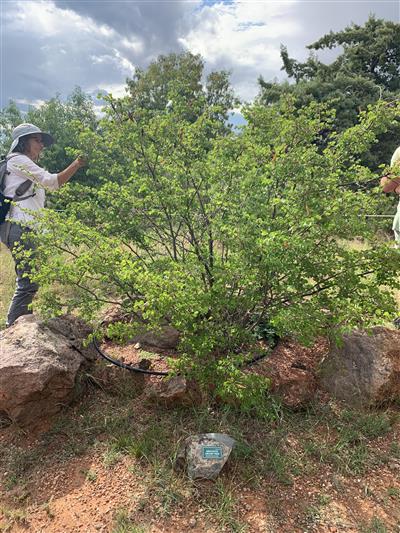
top-left (111, 508), bottom-right (148, 533)
top-left (0, 443), bottom-right (42, 490)
top-left (389, 441), bottom-right (400, 458)
top-left (0, 505), bottom-right (27, 530)
top-left (204, 480), bottom-right (248, 532)
top-left (302, 408), bottom-right (397, 475)
top-left (359, 516), bottom-right (389, 533)
top-left (147, 462), bottom-right (189, 517)
top-left (386, 487), bottom-right (400, 499)
top-left (0, 376), bottom-right (398, 533)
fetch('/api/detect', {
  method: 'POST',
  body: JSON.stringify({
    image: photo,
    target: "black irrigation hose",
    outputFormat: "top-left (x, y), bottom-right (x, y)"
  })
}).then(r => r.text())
top-left (93, 330), bottom-right (280, 376)
top-left (93, 335), bottom-right (169, 376)
top-left (244, 344), bottom-right (278, 367)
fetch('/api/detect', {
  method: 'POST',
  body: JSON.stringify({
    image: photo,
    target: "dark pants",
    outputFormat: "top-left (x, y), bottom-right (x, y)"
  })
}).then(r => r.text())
top-left (1, 223), bottom-right (39, 327)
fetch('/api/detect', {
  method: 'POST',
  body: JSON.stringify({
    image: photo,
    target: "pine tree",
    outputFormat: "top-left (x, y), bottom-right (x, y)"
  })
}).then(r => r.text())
top-left (258, 16), bottom-right (400, 169)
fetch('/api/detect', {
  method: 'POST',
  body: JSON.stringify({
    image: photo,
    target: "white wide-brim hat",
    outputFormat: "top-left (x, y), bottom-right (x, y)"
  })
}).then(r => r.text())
top-left (9, 123), bottom-right (54, 154)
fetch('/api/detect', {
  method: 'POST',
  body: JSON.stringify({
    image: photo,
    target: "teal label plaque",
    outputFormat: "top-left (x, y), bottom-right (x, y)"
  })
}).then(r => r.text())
top-left (202, 445), bottom-right (223, 459)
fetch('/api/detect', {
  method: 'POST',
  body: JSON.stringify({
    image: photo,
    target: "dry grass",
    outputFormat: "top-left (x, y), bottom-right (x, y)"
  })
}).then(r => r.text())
top-left (0, 244), bottom-right (15, 329)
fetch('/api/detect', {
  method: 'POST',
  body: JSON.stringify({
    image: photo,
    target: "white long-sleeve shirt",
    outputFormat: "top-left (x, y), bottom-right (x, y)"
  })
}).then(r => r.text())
top-left (4, 153), bottom-right (59, 224)
top-left (390, 146), bottom-right (400, 241)
top-left (391, 146), bottom-right (400, 167)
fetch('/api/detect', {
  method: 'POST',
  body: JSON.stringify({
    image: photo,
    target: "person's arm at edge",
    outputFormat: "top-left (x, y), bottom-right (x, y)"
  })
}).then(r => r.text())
top-left (57, 156), bottom-right (86, 186)
top-left (380, 174), bottom-right (400, 193)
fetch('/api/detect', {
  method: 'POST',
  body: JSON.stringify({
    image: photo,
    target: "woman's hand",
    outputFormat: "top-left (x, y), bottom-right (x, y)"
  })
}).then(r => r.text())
top-left (57, 156), bottom-right (87, 186)
top-left (75, 155), bottom-right (87, 168)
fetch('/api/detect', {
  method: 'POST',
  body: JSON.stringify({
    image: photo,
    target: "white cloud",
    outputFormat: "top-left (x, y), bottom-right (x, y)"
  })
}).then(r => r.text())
top-left (180, 1), bottom-right (300, 68)
top-left (179, 0), bottom-right (301, 100)
top-left (2, 0), bottom-right (143, 106)
top-left (14, 98), bottom-right (46, 107)
top-left (7, 0), bottom-right (91, 37)
top-left (112, 49), bottom-right (136, 76)
top-left (121, 37), bottom-right (144, 55)
top-left (89, 50), bottom-right (135, 77)
top-left (4, 0), bottom-right (138, 77)
top-left (91, 83), bottom-right (128, 99)
top-left (2, 0), bottom-right (399, 109)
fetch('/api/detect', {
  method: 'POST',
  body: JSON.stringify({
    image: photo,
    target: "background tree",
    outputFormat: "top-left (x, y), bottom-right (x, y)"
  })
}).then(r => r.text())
top-left (258, 16), bottom-right (400, 169)
top-left (0, 101), bottom-right (23, 155)
top-left (123, 52), bottom-right (236, 125)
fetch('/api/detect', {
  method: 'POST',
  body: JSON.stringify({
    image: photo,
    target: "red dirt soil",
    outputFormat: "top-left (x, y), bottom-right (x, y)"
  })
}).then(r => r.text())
top-left (1, 339), bottom-right (399, 533)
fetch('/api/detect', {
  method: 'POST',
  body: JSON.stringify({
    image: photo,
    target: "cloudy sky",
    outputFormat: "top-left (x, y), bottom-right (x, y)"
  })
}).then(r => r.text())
top-left (0, 0), bottom-right (399, 111)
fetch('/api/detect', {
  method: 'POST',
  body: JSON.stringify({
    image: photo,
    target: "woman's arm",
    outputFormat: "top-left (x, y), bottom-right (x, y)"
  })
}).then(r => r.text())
top-left (57, 156), bottom-right (86, 186)
top-left (8, 154), bottom-right (86, 191)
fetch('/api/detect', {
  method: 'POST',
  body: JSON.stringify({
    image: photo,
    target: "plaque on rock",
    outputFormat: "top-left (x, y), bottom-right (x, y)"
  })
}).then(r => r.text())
top-left (175, 433), bottom-right (236, 480)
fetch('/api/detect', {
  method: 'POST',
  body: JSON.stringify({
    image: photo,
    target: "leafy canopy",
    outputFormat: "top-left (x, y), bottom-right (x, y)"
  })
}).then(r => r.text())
top-left (258, 16), bottom-right (400, 169)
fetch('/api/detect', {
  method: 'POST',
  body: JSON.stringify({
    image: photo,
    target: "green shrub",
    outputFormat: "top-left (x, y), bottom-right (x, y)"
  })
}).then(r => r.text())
top-left (22, 94), bottom-right (400, 410)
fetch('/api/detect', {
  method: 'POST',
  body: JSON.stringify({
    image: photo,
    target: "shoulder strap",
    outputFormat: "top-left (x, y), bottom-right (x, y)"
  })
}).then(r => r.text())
top-left (0, 159), bottom-right (8, 192)
top-left (15, 180), bottom-right (35, 198)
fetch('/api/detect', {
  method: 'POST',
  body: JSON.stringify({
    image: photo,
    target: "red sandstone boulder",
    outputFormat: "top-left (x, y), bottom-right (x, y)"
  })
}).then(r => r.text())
top-left (0, 315), bottom-right (95, 426)
top-left (319, 327), bottom-right (400, 406)
top-left (145, 376), bottom-right (202, 407)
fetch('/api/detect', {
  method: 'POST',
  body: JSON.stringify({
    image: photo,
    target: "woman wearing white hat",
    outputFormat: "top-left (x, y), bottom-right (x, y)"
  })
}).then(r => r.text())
top-left (0, 123), bottom-right (86, 327)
